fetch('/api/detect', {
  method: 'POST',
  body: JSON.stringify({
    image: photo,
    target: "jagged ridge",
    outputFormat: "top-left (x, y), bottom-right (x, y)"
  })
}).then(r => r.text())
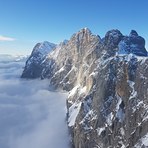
top-left (21, 28), bottom-right (148, 148)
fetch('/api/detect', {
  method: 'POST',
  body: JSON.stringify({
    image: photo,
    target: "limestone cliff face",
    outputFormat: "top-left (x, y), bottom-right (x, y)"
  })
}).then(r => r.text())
top-left (21, 28), bottom-right (148, 148)
top-left (72, 55), bottom-right (148, 148)
top-left (48, 28), bottom-right (100, 92)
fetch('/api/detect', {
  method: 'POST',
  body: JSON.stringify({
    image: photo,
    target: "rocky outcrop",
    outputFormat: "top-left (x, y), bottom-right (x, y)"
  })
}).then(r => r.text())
top-left (21, 28), bottom-right (148, 148)
top-left (21, 41), bottom-right (56, 78)
top-left (118, 30), bottom-right (147, 56)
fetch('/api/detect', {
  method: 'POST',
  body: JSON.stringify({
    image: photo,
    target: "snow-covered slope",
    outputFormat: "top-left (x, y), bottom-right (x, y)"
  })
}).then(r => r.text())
top-left (21, 28), bottom-right (148, 148)
top-left (21, 41), bottom-right (56, 78)
top-left (32, 41), bottom-right (56, 55)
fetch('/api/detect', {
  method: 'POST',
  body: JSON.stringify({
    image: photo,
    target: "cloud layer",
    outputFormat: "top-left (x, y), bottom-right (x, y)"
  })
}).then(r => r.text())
top-left (0, 55), bottom-right (70, 148)
top-left (0, 35), bottom-right (16, 41)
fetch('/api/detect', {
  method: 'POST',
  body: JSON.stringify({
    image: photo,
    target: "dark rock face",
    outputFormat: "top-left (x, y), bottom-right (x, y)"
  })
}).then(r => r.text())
top-left (118, 30), bottom-right (147, 56)
top-left (130, 30), bottom-right (139, 36)
top-left (21, 28), bottom-right (148, 148)
top-left (21, 41), bottom-right (56, 78)
top-left (104, 29), bottom-right (123, 48)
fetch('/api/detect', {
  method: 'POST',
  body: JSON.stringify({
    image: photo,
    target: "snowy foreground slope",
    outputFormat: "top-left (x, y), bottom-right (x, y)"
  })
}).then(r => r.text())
top-left (22, 29), bottom-right (148, 148)
top-left (0, 55), bottom-right (70, 148)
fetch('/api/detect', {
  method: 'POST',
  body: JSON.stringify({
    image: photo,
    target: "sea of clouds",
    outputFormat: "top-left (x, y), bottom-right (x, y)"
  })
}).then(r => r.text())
top-left (0, 55), bottom-right (70, 148)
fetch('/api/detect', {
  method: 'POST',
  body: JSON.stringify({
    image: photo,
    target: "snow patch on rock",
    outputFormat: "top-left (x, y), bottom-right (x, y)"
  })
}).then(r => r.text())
top-left (134, 133), bottom-right (148, 148)
top-left (68, 102), bottom-right (82, 127)
top-left (128, 80), bottom-right (137, 100)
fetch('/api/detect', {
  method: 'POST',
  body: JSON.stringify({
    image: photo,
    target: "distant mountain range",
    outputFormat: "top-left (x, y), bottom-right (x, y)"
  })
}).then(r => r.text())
top-left (21, 28), bottom-right (148, 148)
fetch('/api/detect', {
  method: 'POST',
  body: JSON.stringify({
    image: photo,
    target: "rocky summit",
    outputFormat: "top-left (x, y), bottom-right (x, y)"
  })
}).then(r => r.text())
top-left (21, 28), bottom-right (148, 148)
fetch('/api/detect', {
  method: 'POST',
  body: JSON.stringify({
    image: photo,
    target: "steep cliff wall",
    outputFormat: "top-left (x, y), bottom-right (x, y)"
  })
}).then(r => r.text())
top-left (21, 28), bottom-right (148, 148)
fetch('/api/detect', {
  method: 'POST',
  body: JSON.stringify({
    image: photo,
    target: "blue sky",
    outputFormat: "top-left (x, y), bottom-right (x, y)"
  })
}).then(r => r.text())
top-left (0, 0), bottom-right (148, 55)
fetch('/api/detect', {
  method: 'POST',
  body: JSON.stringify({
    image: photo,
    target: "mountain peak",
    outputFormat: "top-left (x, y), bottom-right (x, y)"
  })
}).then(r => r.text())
top-left (69, 27), bottom-right (98, 45)
top-left (78, 27), bottom-right (92, 35)
top-left (84, 27), bottom-right (91, 32)
top-left (129, 30), bottom-right (138, 36)
top-left (118, 30), bottom-right (147, 56)
top-left (104, 29), bottom-right (123, 48)
top-left (32, 41), bottom-right (56, 55)
top-left (105, 29), bottom-right (123, 38)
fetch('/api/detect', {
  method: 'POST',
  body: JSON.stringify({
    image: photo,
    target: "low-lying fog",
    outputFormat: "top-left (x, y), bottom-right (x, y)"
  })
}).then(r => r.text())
top-left (0, 55), bottom-right (70, 148)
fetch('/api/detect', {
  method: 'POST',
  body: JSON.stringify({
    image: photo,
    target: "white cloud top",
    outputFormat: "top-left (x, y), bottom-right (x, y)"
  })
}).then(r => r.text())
top-left (0, 35), bottom-right (16, 41)
top-left (0, 55), bottom-right (70, 148)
